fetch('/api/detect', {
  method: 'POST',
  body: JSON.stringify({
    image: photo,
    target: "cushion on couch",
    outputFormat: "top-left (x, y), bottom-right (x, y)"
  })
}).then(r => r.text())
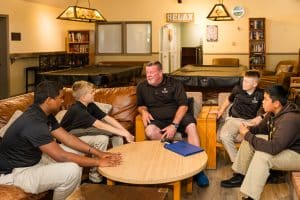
top-left (93, 102), bottom-right (113, 114)
top-left (276, 64), bottom-right (293, 75)
top-left (0, 110), bottom-right (23, 138)
top-left (186, 92), bottom-right (202, 119)
top-left (55, 110), bottom-right (67, 124)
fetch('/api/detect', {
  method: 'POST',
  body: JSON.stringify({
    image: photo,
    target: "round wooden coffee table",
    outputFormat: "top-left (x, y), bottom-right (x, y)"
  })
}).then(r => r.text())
top-left (98, 140), bottom-right (207, 200)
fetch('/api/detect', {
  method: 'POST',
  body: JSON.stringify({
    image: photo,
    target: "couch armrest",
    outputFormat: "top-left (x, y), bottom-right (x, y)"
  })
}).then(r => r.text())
top-left (261, 70), bottom-right (275, 76)
top-left (135, 115), bottom-right (146, 142)
top-left (198, 106), bottom-right (218, 169)
top-left (278, 72), bottom-right (297, 81)
top-left (276, 72), bottom-right (297, 89)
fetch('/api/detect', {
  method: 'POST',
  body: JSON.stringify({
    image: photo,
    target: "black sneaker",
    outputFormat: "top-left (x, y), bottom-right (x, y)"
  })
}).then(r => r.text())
top-left (267, 170), bottom-right (286, 184)
top-left (242, 197), bottom-right (254, 200)
top-left (220, 173), bottom-right (244, 188)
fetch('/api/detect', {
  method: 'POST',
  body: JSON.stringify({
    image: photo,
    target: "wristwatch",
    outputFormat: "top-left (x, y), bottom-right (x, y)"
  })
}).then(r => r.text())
top-left (171, 122), bottom-right (179, 129)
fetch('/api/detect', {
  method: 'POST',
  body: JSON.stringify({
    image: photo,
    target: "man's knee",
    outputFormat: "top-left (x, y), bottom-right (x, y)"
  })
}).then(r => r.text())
top-left (220, 131), bottom-right (229, 142)
top-left (94, 135), bottom-right (109, 144)
top-left (61, 163), bottom-right (82, 183)
top-left (145, 125), bottom-right (161, 140)
top-left (185, 123), bottom-right (197, 133)
top-left (93, 135), bottom-right (109, 150)
top-left (220, 129), bottom-right (236, 142)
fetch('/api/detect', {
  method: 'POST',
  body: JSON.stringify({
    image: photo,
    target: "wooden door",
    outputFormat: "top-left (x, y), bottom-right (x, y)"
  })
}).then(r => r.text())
top-left (0, 15), bottom-right (9, 99)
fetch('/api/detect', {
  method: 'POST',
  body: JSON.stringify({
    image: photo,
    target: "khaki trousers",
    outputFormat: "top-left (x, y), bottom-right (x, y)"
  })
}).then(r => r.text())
top-left (0, 145), bottom-right (82, 200)
top-left (232, 135), bottom-right (300, 200)
top-left (70, 127), bottom-right (124, 148)
top-left (219, 116), bottom-right (252, 162)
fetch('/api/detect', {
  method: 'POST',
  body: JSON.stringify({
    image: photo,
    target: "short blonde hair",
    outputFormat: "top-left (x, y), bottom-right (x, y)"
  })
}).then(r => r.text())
top-left (72, 80), bottom-right (95, 100)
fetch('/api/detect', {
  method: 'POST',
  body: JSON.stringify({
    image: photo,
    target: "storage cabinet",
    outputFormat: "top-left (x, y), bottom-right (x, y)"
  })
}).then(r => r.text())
top-left (66, 30), bottom-right (95, 65)
top-left (249, 18), bottom-right (265, 70)
top-left (181, 47), bottom-right (202, 67)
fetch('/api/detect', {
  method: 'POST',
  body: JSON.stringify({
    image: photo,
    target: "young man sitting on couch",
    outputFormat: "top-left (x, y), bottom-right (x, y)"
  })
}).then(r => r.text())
top-left (60, 80), bottom-right (134, 183)
top-left (0, 80), bottom-right (121, 200)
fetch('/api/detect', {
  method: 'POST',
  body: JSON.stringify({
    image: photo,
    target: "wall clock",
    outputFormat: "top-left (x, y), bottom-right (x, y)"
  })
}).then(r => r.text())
top-left (232, 6), bottom-right (245, 18)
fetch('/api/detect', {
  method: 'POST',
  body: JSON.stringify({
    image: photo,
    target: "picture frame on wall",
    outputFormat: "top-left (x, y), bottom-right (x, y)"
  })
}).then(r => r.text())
top-left (206, 25), bottom-right (218, 42)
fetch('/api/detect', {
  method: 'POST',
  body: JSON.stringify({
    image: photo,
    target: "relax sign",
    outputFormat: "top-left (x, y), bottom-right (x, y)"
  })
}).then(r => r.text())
top-left (166, 13), bottom-right (194, 23)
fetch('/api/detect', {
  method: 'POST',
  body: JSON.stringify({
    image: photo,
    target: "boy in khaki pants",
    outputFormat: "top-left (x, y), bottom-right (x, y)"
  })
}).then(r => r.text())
top-left (217, 70), bottom-right (264, 163)
top-left (61, 80), bottom-right (134, 182)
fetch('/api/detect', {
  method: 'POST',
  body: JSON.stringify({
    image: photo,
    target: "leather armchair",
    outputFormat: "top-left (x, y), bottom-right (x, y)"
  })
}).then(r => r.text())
top-left (198, 92), bottom-right (234, 169)
top-left (259, 60), bottom-right (299, 89)
top-left (212, 58), bottom-right (240, 67)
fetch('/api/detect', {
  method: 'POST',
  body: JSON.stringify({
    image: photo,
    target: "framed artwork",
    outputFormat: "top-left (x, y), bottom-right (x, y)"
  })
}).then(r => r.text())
top-left (206, 25), bottom-right (218, 42)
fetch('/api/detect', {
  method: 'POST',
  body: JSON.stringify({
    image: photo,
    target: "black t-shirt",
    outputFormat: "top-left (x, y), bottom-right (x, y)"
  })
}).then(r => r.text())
top-left (61, 101), bottom-right (106, 132)
top-left (0, 104), bottom-right (59, 174)
top-left (228, 85), bottom-right (264, 119)
top-left (137, 76), bottom-right (188, 120)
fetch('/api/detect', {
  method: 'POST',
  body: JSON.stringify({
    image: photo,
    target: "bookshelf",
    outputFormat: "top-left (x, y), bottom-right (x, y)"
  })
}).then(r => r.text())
top-left (249, 18), bottom-right (265, 70)
top-left (66, 30), bottom-right (95, 65)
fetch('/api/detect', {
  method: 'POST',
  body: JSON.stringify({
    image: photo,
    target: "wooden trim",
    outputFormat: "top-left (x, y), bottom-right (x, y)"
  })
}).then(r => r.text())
top-left (10, 51), bottom-right (66, 64)
top-left (267, 52), bottom-right (299, 55)
top-left (96, 52), bottom-right (158, 55)
top-left (204, 52), bottom-right (298, 55)
top-left (204, 52), bottom-right (248, 55)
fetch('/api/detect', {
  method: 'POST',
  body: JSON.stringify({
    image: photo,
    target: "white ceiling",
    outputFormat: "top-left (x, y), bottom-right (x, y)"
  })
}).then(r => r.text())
top-left (23, 0), bottom-right (85, 8)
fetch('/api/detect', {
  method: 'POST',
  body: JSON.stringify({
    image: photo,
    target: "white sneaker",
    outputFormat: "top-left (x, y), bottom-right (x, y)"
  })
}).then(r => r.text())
top-left (89, 168), bottom-right (103, 183)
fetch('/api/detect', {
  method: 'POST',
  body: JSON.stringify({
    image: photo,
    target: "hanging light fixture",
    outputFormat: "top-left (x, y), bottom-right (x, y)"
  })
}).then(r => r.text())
top-left (207, 0), bottom-right (233, 21)
top-left (57, 0), bottom-right (106, 23)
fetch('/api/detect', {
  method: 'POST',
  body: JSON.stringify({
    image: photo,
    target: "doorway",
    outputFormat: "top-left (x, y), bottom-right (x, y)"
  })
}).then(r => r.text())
top-left (0, 15), bottom-right (9, 99)
top-left (159, 22), bottom-right (203, 73)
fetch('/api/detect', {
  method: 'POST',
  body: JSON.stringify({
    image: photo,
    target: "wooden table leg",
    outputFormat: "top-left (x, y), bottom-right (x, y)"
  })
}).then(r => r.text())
top-left (107, 179), bottom-right (115, 186)
top-left (171, 181), bottom-right (181, 200)
top-left (186, 177), bottom-right (193, 193)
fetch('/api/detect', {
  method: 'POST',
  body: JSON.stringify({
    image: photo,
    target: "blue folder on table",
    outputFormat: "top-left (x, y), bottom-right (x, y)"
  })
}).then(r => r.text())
top-left (164, 140), bottom-right (204, 156)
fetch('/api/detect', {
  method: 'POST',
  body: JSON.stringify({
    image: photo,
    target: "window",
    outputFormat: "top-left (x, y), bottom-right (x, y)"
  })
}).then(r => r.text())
top-left (96, 21), bottom-right (151, 55)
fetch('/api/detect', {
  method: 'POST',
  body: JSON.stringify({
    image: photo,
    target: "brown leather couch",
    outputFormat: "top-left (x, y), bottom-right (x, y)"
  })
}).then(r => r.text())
top-left (0, 86), bottom-right (137, 200)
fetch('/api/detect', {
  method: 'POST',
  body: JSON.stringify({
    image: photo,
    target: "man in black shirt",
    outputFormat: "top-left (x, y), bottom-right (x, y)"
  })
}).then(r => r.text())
top-left (137, 61), bottom-right (209, 187)
top-left (0, 81), bottom-right (121, 200)
top-left (217, 70), bottom-right (264, 162)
